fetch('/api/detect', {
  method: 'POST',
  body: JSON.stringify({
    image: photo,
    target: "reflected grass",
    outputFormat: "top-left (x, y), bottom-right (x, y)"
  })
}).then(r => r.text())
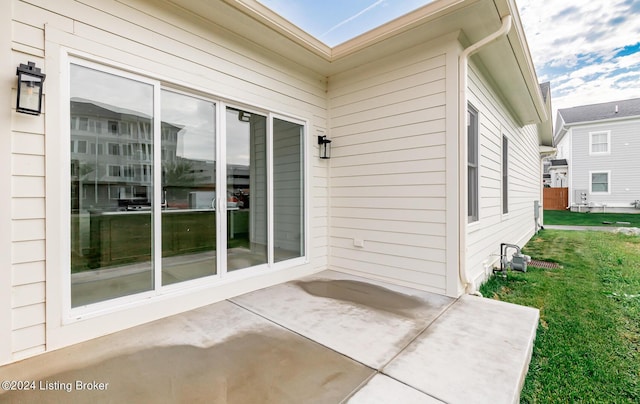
top-left (71, 210), bottom-right (251, 273)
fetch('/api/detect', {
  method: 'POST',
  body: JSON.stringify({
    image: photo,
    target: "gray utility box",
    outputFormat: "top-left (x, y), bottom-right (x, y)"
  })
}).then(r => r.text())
top-left (511, 254), bottom-right (528, 272)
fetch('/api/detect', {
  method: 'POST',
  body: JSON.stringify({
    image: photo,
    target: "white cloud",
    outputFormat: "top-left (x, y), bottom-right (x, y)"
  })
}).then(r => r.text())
top-left (518, 0), bottom-right (640, 114)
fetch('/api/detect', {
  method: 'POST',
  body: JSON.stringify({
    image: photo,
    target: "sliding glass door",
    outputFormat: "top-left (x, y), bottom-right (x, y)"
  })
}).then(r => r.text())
top-left (161, 90), bottom-right (217, 285)
top-left (69, 59), bottom-right (306, 310)
top-left (273, 118), bottom-right (305, 262)
top-left (70, 64), bottom-right (155, 307)
top-left (225, 107), bottom-right (268, 271)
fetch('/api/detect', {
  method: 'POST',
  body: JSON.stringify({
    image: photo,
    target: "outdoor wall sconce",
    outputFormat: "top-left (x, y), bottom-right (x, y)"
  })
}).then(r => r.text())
top-left (16, 61), bottom-right (46, 115)
top-left (318, 135), bottom-right (332, 159)
top-left (238, 110), bottom-right (251, 122)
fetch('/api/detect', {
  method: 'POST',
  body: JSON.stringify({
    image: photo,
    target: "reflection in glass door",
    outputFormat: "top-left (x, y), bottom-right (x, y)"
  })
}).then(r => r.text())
top-left (273, 118), bottom-right (305, 262)
top-left (226, 107), bottom-right (267, 271)
top-left (161, 90), bottom-right (217, 285)
top-left (70, 64), bottom-right (155, 307)
top-left (70, 61), bottom-right (307, 309)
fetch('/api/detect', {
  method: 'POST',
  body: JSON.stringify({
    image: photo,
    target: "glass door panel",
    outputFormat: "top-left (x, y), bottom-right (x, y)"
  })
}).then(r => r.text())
top-left (70, 64), bottom-right (154, 307)
top-left (273, 118), bottom-right (305, 262)
top-left (161, 90), bottom-right (217, 285)
top-left (225, 107), bottom-right (267, 271)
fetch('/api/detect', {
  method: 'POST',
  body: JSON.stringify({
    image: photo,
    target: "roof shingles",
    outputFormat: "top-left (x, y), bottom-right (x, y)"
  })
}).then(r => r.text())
top-left (558, 97), bottom-right (640, 124)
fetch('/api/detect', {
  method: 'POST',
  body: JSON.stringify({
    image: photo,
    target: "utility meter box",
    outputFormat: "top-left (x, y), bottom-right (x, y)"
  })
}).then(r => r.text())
top-left (511, 254), bottom-right (529, 272)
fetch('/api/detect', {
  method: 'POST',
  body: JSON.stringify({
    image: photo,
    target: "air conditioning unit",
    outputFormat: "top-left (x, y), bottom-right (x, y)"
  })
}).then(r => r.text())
top-left (574, 189), bottom-right (588, 205)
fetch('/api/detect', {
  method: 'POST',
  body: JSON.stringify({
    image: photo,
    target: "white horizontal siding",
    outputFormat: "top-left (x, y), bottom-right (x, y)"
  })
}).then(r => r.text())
top-left (12, 324), bottom-right (45, 353)
top-left (8, 10), bottom-right (48, 357)
top-left (40, 0), bottom-right (326, 113)
top-left (1, 0), bottom-right (11, 365)
top-left (11, 283), bottom-right (45, 308)
top-left (12, 262), bottom-right (46, 286)
top-left (3, 0), bottom-right (330, 365)
top-left (12, 304), bottom-right (45, 330)
top-left (466, 62), bottom-right (542, 287)
top-left (327, 41), bottom-right (449, 293)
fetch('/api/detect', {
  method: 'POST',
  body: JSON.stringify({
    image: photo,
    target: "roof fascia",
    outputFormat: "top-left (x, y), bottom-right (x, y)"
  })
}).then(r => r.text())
top-left (223, 0), bottom-right (475, 63)
top-left (559, 114), bottom-right (640, 128)
top-left (498, 0), bottom-right (548, 125)
top-left (331, 0), bottom-right (471, 60)
top-left (215, 0), bottom-right (547, 128)
top-left (221, 0), bottom-right (332, 59)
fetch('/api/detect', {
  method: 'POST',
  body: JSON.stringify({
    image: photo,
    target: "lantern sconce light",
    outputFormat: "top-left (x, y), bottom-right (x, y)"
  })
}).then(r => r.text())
top-left (16, 61), bottom-right (46, 116)
top-left (317, 135), bottom-right (332, 159)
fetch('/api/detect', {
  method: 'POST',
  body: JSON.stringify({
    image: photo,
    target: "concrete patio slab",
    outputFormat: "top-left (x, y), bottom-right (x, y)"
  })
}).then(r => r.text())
top-left (231, 270), bottom-right (455, 369)
top-left (347, 374), bottom-right (445, 403)
top-left (0, 300), bottom-right (373, 403)
top-left (383, 294), bottom-right (539, 404)
top-left (0, 271), bottom-right (538, 403)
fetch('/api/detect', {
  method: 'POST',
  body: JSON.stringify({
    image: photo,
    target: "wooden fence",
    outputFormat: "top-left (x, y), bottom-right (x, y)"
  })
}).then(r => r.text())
top-left (543, 187), bottom-right (568, 210)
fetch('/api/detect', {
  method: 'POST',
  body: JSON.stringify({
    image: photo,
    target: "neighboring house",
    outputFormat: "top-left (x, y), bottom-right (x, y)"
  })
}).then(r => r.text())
top-left (548, 159), bottom-right (568, 188)
top-left (1, 0), bottom-right (551, 366)
top-left (555, 98), bottom-right (640, 212)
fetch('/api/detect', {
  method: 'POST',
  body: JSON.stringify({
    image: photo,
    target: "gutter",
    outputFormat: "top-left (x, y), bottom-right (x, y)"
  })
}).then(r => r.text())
top-left (458, 15), bottom-right (512, 295)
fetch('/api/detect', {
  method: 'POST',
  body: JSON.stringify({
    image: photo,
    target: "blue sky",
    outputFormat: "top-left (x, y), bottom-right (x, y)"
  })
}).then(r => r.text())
top-left (258, 0), bottom-right (640, 115)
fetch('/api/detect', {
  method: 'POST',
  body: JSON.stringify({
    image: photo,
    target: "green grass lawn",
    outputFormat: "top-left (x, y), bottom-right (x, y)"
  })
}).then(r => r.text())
top-left (480, 230), bottom-right (640, 403)
top-left (544, 210), bottom-right (640, 226)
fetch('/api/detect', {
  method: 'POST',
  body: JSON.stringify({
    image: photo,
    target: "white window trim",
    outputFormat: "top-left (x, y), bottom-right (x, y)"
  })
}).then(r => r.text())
top-left (589, 170), bottom-right (611, 195)
top-left (502, 134), bottom-right (509, 215)
top-left (589, 130), bottom-right (611, 156)
top-left (467, 103), bottom-right (479, 223)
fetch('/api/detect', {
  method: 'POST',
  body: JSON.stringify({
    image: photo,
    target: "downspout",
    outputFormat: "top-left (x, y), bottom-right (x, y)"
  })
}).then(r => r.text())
top-left (458, 15), bottom-right (512, 295)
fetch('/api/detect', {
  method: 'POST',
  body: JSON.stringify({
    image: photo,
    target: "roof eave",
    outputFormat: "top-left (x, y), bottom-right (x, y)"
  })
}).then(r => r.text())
top-left (221, 0), bottom-right (332, 60)
top-left (493, 0), bottom-right (548, 127)
top-left (171, 0), bottom-right (548, 129)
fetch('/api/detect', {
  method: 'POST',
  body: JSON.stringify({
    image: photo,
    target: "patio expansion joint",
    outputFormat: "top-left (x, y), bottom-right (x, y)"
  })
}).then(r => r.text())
top-left (227, 285), bottom-right (459, 403)
top-left (342, 370), bottom-right (450, 404)
top-left (339, 371), bottom-right (377, 404)
top-left (226, 298), bottom-right (376, 370)
top-left (373, 296), bottom-right (460, 403)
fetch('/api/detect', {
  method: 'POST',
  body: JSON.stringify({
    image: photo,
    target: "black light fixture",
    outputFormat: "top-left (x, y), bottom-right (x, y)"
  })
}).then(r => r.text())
top-left (238, 110), bottom-right (251, 122)
top-left (318, 135), bottom-right (332, 159)
top-left (16, 61), bottom-right (46, 115)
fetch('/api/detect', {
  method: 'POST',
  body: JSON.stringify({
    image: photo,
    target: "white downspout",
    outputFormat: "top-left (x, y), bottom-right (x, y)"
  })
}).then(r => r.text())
top-left (458, 15), bottom-right (512, 295)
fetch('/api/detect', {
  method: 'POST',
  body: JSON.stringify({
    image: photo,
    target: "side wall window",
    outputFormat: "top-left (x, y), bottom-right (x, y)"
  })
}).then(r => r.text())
top-left (502, 135), bottom-right (508, 214)
top-left (589, 131), bottom-right (610, 155)
top-left (468, 104), bottom-right (479, 222)
top-left (590, 171), bottom-right (610, 194)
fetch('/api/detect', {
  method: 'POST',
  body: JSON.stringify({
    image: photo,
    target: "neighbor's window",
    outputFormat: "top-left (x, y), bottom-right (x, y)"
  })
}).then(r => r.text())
top-left (502, 135), bottom-right (508, 214)
top-left (589, 131), bottom-right (610, 155)
top-left (468, 104), bottom-right (479, 222)
top-left (590, 171), bottom-right (610, 194)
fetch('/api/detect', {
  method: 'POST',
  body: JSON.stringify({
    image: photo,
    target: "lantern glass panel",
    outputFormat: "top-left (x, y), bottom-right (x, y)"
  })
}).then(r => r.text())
top-left (18, 73), bottom-right (43, 113)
